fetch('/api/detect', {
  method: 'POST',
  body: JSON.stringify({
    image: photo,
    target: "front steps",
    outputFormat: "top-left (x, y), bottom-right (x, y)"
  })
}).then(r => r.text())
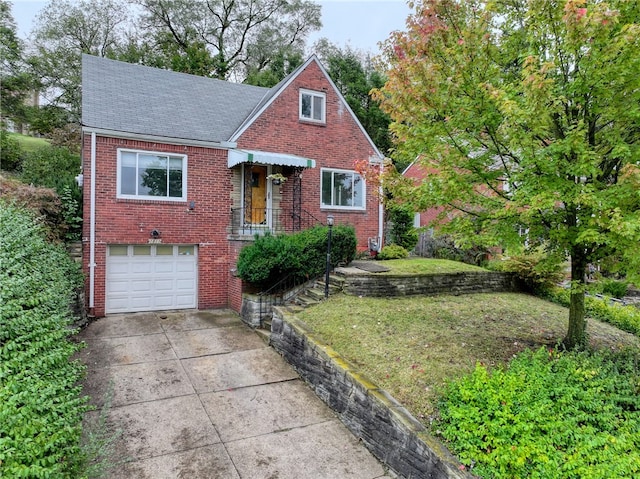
top-left (257, 273), bottom-right (344, 341)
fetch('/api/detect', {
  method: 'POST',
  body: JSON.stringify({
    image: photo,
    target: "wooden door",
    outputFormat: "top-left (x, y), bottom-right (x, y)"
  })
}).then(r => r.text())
top-left (245, 166), bottom-right (267, 224)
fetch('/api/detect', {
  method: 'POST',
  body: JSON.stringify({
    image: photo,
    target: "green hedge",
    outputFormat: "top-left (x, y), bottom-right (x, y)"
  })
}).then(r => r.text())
top-left (438, 347), bottom-right (640, 478)
top-left (237, 225), bottom-right (357, 287)
top-left (0, 201), bottom-right (88, 477)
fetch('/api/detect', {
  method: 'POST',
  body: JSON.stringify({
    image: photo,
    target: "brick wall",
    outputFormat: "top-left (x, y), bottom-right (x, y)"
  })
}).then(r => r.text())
top-left (236, 60), bottom-right (381, 251)
top-left (82, 135), bottom-right (233, 316)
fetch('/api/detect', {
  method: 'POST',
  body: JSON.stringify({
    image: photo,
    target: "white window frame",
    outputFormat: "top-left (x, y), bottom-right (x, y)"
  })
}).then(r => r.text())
top-left (117, 148), bottom-right (187, 201)
top-left (320, 167), bottom-right (366, 211)
top-left (299, 89), bottom-right (326, 124)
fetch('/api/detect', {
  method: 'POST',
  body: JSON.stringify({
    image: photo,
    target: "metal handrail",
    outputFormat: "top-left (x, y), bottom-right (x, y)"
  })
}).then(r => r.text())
top-left (230, 207), bottom-right (323, 235)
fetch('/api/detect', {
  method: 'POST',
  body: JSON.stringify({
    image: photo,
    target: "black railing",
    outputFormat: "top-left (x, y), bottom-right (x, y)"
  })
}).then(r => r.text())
top-left (230, 207), bottom-right (323, 235)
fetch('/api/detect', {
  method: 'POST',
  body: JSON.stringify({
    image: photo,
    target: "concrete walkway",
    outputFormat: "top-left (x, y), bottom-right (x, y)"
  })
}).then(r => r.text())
top-left (78, 309), bottom-right (392, 479)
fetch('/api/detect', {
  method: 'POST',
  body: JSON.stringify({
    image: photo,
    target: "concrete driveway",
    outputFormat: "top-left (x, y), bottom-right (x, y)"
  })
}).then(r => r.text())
top-left (78, 309), bottom-right (392, 479)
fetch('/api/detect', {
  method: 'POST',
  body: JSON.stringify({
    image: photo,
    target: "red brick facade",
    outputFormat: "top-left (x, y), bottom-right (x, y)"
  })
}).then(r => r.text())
top-left (82, 58), bottom-right (382, 317)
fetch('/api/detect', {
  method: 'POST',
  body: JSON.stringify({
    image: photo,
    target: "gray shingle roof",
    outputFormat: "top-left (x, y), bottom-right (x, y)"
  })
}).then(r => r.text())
top-left (81, 54), bottom-right (271, 143)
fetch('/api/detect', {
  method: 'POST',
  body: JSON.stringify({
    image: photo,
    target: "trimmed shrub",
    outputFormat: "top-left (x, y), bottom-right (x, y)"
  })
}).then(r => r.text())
top-left (438, 347), bottom-right (640, 479)
top-left (0, 201), bottom-right (88, 477)
top-left (376, 243), bottom-right (408, 260)
top-left (237, 224), bottom-right (357, 287)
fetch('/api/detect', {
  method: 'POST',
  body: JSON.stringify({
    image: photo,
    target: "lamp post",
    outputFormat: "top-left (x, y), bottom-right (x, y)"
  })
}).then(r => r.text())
top-left (324, 215), bottom-right (334, 299)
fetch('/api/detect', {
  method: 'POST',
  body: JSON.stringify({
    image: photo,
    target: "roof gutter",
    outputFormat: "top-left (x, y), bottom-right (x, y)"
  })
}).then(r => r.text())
top-left (81, 127), bottom-right (237, 149)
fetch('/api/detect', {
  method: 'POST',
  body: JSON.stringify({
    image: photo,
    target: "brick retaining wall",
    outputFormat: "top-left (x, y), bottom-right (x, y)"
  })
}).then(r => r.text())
top-left (270, 309), bottom-right (476, 479)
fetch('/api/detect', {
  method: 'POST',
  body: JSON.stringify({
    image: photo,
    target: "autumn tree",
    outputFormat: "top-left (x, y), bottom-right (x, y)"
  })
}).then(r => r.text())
top-left (137, 0), bottom-right (322, 81)
top-left (375, 0), bottom-right (640, 349)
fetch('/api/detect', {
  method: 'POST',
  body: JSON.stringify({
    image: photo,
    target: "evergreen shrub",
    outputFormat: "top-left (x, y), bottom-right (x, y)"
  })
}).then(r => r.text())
top-left (237, 224), bottom-right (357, 287)
top-left (376, 243), bottom-right (409, 260)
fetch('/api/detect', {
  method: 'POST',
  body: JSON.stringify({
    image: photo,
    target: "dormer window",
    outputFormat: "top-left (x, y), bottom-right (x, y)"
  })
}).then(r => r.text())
top-left (299, 89), bottom-right (326, 124)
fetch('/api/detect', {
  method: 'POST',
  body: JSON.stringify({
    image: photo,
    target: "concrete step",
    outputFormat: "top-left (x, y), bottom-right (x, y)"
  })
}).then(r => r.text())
top-left (295, 294), bottom-right (320, 308)
top-left (306, 287), bottom-right (326, 301)
top-left (255, 328), bottom-right (271, 344)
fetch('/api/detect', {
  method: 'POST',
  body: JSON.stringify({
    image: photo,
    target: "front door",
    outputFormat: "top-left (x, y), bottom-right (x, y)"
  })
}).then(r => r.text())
top-left (245, 165), bottom-right (268, 225)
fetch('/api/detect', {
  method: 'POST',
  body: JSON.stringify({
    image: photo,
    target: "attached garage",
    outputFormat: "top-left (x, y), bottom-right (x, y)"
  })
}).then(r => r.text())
top-left (106, 244), bottom-right (197, 314)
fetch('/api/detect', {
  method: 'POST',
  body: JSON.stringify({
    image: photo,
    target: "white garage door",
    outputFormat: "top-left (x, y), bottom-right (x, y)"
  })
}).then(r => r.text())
top-left (106, 244), bottom-right (197, 314)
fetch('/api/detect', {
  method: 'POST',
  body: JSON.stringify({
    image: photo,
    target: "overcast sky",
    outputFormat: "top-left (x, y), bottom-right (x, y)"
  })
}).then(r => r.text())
top-left (11, 0), bottom-right (412, 55)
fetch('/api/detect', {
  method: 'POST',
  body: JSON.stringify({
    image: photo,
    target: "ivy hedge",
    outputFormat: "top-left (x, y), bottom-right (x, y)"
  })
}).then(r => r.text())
top-left (237, 224), bottom-right (357, 287)
top-left (0, 201), bottom-right (88, 477)
top-left (437, 347), bottom-right (640, 478)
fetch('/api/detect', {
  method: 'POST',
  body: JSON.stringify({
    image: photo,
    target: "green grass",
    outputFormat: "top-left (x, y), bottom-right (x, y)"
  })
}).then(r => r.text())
top-left (297, 292), bottom-right (639, 423)
top-left (9, 132), bottom-right (50, 152)
top-left (376, 258), bottom-right (488, 274)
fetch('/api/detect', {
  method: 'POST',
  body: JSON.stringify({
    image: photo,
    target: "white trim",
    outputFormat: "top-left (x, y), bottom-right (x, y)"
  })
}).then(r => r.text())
top-left (89, 132), bottom-right (96, 309)
top-left (116, 148), bottom-right (188, 202)
top-left (320, 167), bottom-right (366, 211)
top-left (299, 88), bottom-right (326, 124)
top-left (81, 127), bottom-right (236, 149)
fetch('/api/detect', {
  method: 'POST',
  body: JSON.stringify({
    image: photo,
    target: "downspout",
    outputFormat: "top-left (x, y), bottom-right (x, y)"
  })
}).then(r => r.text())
top-left (89, 132), bottom-right (96, 312)
top-left (378, 159), bottom-right (384, 250)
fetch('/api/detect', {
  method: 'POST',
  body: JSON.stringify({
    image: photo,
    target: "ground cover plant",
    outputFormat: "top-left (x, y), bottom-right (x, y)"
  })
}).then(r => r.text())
top-left (438, 347), bottom-right (640, 478)
top-left (0, 201), bottom-right (88, 477)
top-left (296, 267), bottom-right (640, 477)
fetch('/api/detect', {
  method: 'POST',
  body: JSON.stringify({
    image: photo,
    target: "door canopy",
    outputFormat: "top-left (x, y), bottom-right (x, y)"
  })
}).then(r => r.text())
top-left (228, 149), bottom-right (316, 168)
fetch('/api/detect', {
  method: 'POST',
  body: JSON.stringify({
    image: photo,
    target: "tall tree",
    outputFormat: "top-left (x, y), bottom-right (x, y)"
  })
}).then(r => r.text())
top-left (137, 0), bottom-right (322, 81)
top-left (375, 0), bottom-right (640, 349)
top-left (0, 0), bottom-right (34, 130)
top-left (315, 40), bottom-right (392, 157)
top-left (29, 0), bottom-right (132, 121)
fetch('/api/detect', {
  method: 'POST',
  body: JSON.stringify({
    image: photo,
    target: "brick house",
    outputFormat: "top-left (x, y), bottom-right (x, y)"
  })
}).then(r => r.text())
top-left (401, 161), bottom-right (443, 232)
top-left (81, 54), bottom-right (384, 317)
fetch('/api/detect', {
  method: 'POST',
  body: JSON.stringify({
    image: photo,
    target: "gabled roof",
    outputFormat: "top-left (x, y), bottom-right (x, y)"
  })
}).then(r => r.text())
top-left (230, 55), bottom-right (384, 159)
top-left (81, 54), bottom-right (270, 144)
top-left (81, 54), bottom-right (383, 158)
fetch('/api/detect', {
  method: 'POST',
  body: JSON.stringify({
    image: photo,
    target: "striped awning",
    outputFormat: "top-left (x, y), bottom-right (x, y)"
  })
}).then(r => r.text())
top-left (227, 149), bottom-right (316, 168)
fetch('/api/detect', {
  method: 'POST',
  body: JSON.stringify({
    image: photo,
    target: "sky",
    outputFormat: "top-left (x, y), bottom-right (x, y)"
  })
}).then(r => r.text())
top-left (10, 0), bottom-right (412, 55)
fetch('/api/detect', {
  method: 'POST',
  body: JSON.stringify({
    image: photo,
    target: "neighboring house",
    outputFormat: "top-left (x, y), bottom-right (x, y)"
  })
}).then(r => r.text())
top-left (401, 160), bottom-right (443, 233)
top-left (81, 54), bottom-right (384, 317)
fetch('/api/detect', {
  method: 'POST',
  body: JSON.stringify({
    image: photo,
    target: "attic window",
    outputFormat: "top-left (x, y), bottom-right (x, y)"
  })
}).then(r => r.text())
top-left (299, 89), bottom-right (326, 124)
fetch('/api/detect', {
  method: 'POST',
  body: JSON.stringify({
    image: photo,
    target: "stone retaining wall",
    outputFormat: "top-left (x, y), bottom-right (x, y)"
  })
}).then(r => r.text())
top-left (340, 270), bottom-right (521, 298)
top-left (270, 309), bottom-right (475, 479)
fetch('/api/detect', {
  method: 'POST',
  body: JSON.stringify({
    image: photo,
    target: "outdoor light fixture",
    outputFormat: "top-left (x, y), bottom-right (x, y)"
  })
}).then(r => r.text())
top-left (150, 229), bottom-right (161, 238)
top-left (324, 215), bottom-right (334, 299)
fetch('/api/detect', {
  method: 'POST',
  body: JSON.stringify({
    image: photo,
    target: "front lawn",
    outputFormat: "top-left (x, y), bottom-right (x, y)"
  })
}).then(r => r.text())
top-left (375, 257), bottom-right (487, 274)
top-left (296, 290), bottom-right (640, 477)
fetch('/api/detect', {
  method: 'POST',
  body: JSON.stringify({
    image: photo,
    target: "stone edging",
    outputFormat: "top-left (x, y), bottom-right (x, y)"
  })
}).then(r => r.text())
top-left (270, 308), bottom-right (476, 479)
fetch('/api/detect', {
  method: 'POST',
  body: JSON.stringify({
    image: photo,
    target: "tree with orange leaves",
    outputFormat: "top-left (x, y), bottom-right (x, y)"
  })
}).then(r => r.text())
top-left (374, 0), bottom-right (640, 349)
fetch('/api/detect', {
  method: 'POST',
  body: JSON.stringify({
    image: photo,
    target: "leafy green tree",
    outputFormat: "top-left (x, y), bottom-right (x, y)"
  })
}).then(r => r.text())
top-left (375, 0), bottom-right (640, 349)
top-left (0, 0), bottom-right (35, 130)
top-left (29, 0), bottom-right (132, 121)
top-left (138, 0), bottom-right (321, 81)
top-left (315, 39), bottom-right (393, 157)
